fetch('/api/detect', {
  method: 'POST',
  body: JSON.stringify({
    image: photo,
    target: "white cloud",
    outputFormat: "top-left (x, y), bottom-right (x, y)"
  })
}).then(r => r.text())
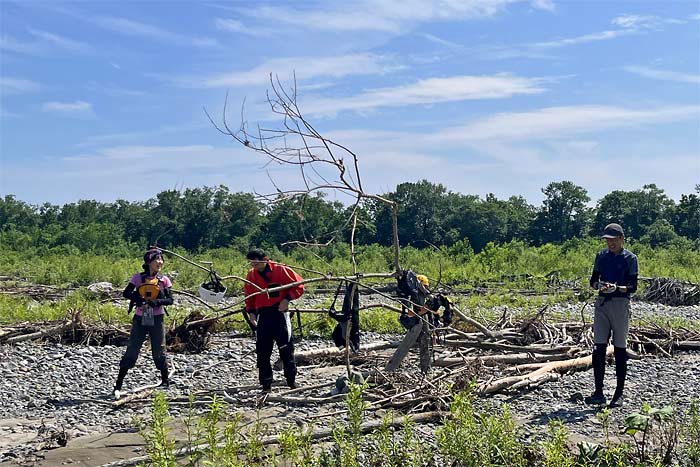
top-left (624, 66), bottom-right (700, 84)
top-left (27, 28), bottom-right (89, 52)
top-left (63, 144), bottom-right (215, 162)
top-left (199, 54), bottom-right (399, 88)
top-left (434, 105), bottom-right (700, 142)
top-left (530, 0), bottom-right (555, 12)
top-left (531, 29), bottom-right (631, 48)
top-left (89, 15), bottom-right (219, 48)
top-left (42, 100), bottom-right (94, 117)
top-left (612, 14), bottom-right (684, 30)
top-left (526, 13), bottom-right (686, 51)
top-left (302, 74), bottom-right (547, 116)
top-left (1, 77), bottom-right (40, 95)
top-left (239, 0), bottom-right (554, 33)
top-left (0, 35), bottom-right (42, 54)
top-left (214, 18), bottom-right (277, 37)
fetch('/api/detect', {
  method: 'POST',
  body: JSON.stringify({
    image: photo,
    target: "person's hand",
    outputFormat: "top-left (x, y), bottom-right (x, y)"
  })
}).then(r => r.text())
top-left (278, 298), bottom-right (290, 312)
top-left (249, 314), bottom-right (258, 326)
top-left (599, 282), bottom-right (617, 294)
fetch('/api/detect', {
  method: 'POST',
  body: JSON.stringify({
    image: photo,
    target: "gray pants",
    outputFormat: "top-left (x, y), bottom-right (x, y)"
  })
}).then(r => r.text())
top-left (593, 297), bottom-right (631, 348)
top-left (119, 314), bottom-right (167, 371)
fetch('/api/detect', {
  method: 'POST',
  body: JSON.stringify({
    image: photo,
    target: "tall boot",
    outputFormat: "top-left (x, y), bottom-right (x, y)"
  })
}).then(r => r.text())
top-left (609, 347), bottom-right (627, 408)
top-left (114, 368), bottom-right (128, 391)
top-left (585, 345), bottom-right (607, 405)
top-left (159, 367), bottom-right (169, 388)
top-left (113, 368), bottom-right (128, 398)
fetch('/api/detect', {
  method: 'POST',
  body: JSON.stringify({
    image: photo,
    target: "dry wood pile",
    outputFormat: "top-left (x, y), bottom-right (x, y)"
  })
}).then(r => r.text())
top-left (641, 277), bottom-right (700, 306)
top-left (0, 310), bottom-right (213, 350)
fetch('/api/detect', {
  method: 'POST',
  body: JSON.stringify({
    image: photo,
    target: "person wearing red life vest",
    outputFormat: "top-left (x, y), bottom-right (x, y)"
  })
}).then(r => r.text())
top-left (244, 249), bottom-right (304, 392)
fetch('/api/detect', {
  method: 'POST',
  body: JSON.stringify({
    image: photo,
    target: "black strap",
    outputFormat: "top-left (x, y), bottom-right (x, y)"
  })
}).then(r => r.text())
top-left (328, 280), bottom-right (344, 312)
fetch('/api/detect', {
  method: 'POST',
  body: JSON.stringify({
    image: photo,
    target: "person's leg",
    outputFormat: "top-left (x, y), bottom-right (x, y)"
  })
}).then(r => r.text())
top-left (586, 299), bottom-right (611, 404)
top-left (609, 298), bottom-right (631, 407)
top-left (149, 315), bottom-right (169, 386)
top-left (116, 319), bottom-right (147, 392)
top-left (256, 311), bottom-right (275, 390)
top-left (273, 311), bottom-right (297, 388)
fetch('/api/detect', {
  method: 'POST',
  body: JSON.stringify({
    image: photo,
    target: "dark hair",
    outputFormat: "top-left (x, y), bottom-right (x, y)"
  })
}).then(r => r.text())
top-left (142, 248), bottom-right (164, 274)
top-left (246, 248), bottom-right (267, 261)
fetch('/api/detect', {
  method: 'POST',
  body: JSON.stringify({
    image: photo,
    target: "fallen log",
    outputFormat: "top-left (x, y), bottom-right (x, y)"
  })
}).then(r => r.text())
top-left (477, 345), bottom-right (614, 394)
top-left (434, 351), bottom-right (573, 368)
top-left (442, 340), bottom-right (579, 355)
top-left (293, 340), bottom-right (398, 363)
top-left (385, 321), bottom-right (425, 372)
top-left (674, 340), bottom-right (700, 351)
top-left (4, 320), bottom-right (75, 344)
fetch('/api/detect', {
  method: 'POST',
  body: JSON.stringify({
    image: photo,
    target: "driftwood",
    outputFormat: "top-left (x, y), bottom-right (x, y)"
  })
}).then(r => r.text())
top-left (641, 277), bottom-right (700, 306)
top-left (293, 340), bottom-right (398, 363)
top-left (477, 345), bottom-right (614, 394)
top-left (385, 321), bottom-right (425, 372)
top-left (4, 320), bottom-right (75, 344)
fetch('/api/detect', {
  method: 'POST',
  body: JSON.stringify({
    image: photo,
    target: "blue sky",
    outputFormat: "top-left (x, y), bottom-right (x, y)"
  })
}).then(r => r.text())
top-left (1, 0), bottom-right (699, 206)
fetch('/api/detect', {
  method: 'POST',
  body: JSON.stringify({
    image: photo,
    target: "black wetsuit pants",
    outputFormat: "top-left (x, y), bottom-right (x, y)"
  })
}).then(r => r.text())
top-left (255, 306), bottom-right (296, 388)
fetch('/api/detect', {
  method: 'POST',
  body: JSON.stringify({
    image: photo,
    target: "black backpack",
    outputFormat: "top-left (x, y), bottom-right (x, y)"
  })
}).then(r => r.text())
top-left (329, 281), bottom-right (360, 351)
top-left (397, 269), bottom-right (428, 310)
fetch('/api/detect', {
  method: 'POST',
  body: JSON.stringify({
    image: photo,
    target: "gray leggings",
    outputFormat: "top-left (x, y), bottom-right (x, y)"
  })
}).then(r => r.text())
top-left (119, 315), bottom-right (167, 371)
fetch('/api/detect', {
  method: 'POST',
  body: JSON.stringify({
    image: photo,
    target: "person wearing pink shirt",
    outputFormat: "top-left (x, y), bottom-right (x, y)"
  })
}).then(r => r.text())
top-left (113, 248), bottom-right (173, 397)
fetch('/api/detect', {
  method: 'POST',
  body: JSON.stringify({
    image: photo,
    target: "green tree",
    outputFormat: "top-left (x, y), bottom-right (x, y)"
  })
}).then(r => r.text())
top-left (258, 193), bottom-right (346, 249)
top-left (0, 195), bottom-right (39, 231)
top-left (640, 219), bottom-right (679, 247)
top-left (531, 181), bottom-right (591, 244)
top-left (594, 184), bottom-right (675, 240)
top-left (372, 180), bottom-right (451, 247)
top-left (674, 188), bottom-right (700, 239)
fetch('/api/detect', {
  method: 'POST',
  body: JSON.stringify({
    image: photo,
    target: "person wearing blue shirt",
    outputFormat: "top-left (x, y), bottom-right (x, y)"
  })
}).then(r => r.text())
top-left (585, 223), bottom-right (638, 408)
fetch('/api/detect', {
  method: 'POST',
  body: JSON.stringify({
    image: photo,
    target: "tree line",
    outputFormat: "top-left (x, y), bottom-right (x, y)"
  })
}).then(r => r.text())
top-left (1, 180), bottom-right (698, 254)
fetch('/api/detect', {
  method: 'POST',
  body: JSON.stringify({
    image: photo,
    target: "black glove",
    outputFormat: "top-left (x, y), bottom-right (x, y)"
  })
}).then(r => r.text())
top-left (131, 292), bottom-right (145, 306)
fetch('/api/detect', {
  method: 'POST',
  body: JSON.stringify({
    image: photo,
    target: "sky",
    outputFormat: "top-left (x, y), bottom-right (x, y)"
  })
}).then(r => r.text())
top-left (1, 0), bottom-right (699, 207)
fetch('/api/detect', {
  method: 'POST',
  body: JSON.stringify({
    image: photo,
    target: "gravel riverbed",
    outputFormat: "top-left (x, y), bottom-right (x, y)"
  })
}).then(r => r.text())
top-left (1, 301), bottom-right (698, 465)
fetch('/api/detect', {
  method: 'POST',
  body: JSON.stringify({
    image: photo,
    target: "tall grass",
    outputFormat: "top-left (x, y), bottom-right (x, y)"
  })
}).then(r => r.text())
top-left (2, 238), bottom-right (697, 289)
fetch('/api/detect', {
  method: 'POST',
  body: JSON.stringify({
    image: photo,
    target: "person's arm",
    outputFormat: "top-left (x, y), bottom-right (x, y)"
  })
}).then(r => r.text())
top-left (150, 287), bottom-right (173, 307)
top-left (281, 266), bottom-right (304, 300)
top-left (589, 252), bottom-right (602, 289)
top-left (618, 255), bottom-right (639, 294)
top-left (243, 271), bottom-right (257, 315)
top-left (122, 282), bottom-right (144, 303)
top-left (278, 266), bottom-right (304, 312)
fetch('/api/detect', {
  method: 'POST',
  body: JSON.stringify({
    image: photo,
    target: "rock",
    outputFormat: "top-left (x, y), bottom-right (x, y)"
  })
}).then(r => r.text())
top-left (87, 282), bottom-right (114, 295)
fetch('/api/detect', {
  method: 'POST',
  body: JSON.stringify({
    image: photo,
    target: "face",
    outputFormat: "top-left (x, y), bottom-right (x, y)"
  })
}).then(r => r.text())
top-left (605, 236), bottom-right (624, 253)
top-left (149, 256), bottom-right (164, 273)
top-left (249, 257), bottom-right (268, 272)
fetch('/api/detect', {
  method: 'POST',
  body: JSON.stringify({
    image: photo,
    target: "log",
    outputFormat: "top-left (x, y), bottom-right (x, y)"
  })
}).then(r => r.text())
top-left (451, 305), bottom-right (519, 340)
top-left (293, 340), bottom-right (398, 363)
top-left (477, 345), bottom-right (614, 394)
top-left (4, 321), bottom-right (74, 344)
top-left (442, 340), bottom-right (578, 355)
top-left (433, 352), bottom-right (572, 368)
top-left (111, 388), bottom-right (155, 408)
top-left (384, 321), bottom-right (424, 371)
top-left (674, 340), bottom-right (700, 351)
